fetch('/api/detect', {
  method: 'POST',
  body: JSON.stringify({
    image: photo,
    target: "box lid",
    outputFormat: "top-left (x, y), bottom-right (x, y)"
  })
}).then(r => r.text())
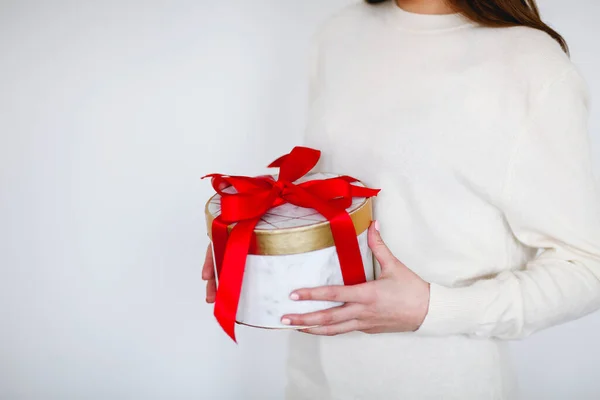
top-left (204, 172), bottom-right (372, 255)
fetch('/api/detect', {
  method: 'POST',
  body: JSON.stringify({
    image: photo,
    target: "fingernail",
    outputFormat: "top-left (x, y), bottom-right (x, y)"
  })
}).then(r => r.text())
top-left (290, 292), bottom-right (300, 301)
top-left (374, 220), bottom-right (380, 232)
top-left (281, 318), bottom-right (291, 325)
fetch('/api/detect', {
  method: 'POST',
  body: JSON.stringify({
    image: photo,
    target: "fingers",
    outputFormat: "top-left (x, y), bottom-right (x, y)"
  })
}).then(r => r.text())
top-left (367, 221), bottom-right (397, 267)
top-left (206, 278), bottom-right (217, 303)
top-left (282, 303), bottom-right (362, 327)
top-left (300, 319), bottom-right (364, 336)
top-left (202, 244), bottom-right (217, 304)
top-left (290, 282), bottom-right (374, 304)
top-left (202, 244), bottom-right (215, 280)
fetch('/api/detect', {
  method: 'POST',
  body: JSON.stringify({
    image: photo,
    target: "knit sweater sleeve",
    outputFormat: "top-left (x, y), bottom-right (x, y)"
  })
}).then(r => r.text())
top-left (416, 66), bottom-right (600, 339)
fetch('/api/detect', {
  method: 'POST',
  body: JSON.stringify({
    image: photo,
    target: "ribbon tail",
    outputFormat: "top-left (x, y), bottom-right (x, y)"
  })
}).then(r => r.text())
top-left (351, 186), bottom-right (381, 197)
top-left (329, 211), bottom-right (367, 285)
top-left (211, 217), bottom-right (229, 278)
top-left (213, 218), bottom-right (260, 343)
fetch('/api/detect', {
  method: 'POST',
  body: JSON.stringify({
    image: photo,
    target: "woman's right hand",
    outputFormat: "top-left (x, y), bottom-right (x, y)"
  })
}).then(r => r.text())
top-left (202, 244), bottom-right (217, 303)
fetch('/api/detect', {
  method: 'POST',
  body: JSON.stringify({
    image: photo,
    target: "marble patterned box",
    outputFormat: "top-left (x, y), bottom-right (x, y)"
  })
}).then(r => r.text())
top-left (205, 172), bottom-right (376, 330)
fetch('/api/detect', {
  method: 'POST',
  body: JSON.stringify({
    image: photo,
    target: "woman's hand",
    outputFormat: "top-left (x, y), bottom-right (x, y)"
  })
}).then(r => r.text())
top-left (202, 244), bottom-right (217, 303)
top-left (281, 221), bottom-right (431, 336)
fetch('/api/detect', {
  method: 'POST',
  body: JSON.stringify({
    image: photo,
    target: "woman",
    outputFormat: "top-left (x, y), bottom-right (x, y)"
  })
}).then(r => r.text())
top-left (203, 0), bottom-right (600, 398)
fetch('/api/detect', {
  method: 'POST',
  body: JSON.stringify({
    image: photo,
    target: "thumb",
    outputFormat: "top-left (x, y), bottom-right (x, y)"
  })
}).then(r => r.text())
top-left (367, 220), bottom-right (397, 269)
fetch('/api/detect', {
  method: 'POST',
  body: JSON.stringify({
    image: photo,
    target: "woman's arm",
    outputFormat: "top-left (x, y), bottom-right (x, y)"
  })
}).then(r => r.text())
top-left (416, 66), bottom-right (600, 339)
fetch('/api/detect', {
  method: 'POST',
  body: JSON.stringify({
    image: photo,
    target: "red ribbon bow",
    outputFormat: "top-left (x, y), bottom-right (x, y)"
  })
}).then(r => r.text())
top-left (202, 146), bottom-right (380, 342)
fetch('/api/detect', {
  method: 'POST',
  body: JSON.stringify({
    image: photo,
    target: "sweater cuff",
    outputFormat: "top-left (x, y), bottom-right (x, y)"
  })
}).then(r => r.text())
top-left (415, 282), bottom-right (487, 336)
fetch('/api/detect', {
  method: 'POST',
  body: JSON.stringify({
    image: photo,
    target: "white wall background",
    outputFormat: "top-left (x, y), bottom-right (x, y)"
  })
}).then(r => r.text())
top-left (1, 1), bottom-right (599, 399)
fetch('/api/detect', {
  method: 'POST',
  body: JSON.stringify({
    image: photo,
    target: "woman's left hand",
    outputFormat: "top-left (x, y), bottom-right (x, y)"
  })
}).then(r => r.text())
top-left (281, 221), bottom-right (431, 336)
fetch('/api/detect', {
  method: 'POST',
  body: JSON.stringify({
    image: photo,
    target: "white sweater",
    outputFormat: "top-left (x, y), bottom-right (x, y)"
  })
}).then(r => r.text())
top-left (285, 1), bottom-right (600, 399)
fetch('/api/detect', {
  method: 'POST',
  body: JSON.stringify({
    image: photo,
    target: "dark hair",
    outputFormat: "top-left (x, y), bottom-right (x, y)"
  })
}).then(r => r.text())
top-left (365, 0), bottom-right (568, 54)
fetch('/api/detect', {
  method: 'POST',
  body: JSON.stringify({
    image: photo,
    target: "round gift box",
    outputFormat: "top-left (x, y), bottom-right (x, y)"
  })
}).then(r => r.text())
top-left (205, 172), bottom-right (375, 329)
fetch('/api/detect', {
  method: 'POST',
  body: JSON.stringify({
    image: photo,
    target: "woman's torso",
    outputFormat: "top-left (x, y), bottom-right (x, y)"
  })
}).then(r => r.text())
top-left (286, 2), bottom-right (573, 399)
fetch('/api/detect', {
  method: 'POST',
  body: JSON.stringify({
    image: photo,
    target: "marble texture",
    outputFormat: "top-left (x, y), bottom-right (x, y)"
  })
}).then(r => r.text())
top-left (212, 230), bottom-right (374, 329)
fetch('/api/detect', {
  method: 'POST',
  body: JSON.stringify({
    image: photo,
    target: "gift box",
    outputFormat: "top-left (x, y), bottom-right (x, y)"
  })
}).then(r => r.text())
top-left (203, 147), bottom-right (380, 341)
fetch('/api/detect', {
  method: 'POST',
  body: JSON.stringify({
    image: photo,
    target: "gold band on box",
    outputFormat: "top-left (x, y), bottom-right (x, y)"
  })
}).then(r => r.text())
top-left (204, 197), bottom-right (373, 256)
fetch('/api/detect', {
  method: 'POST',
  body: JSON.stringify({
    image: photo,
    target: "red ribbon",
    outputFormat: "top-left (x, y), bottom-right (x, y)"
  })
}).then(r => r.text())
top-left (202, 146), bottom-right (380, 342)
